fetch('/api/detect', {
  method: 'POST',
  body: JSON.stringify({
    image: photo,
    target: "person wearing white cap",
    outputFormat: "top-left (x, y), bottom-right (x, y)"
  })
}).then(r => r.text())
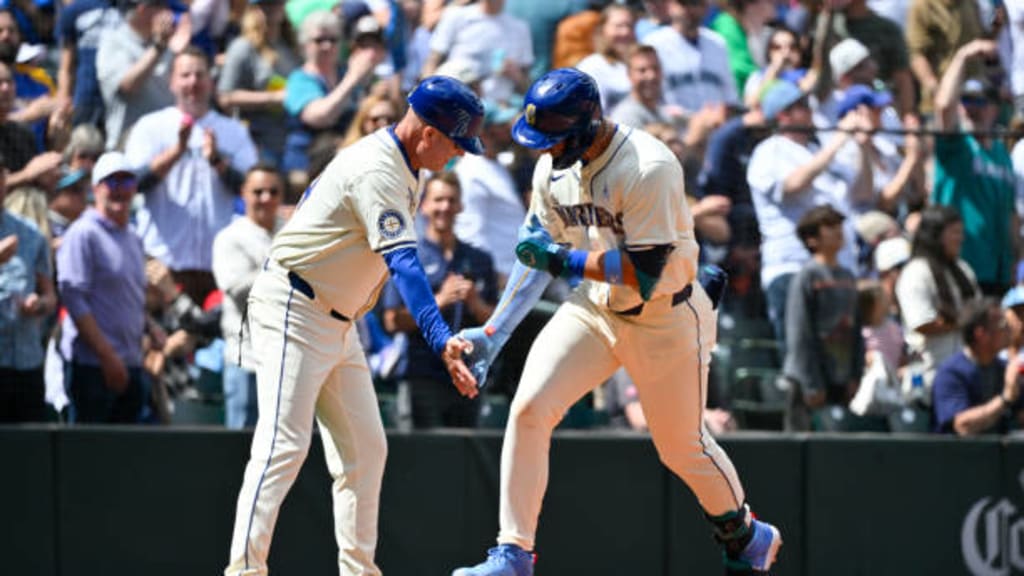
top-left (56, 152), bottom-right (147, 423)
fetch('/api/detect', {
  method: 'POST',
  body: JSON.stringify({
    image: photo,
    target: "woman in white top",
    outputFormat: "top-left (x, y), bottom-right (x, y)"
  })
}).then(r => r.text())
top-left (575, 4), bottom-right (637, 112)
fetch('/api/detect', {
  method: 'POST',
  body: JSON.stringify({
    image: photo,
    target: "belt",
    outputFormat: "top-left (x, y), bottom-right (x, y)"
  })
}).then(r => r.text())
top-left (615, 284), bottom-right (693, 317)
top-left (286, 271), bottom-right (351, 322)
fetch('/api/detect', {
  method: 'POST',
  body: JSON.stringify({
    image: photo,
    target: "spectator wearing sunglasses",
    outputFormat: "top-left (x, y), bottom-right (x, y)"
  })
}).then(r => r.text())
top-left (282, 10), bottom-right (384, 199)
top-left (57, 152), bottom-right (147, 423)
top-left (211, 164), bottom-right (285, 429)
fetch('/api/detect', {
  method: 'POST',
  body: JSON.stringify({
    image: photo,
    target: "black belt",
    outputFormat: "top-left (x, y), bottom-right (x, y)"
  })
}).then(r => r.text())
top-left (287, 271), bottom-right (351, 322)
top-left (616, 284), bottom-right (693, 317)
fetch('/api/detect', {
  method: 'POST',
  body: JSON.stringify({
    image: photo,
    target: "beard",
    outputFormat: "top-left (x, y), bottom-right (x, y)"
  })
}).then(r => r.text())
top-left (0, 42), bottom-right (16, 65)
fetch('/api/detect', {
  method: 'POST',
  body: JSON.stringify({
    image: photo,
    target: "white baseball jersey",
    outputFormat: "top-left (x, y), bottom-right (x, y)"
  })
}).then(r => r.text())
top-left (492, 124), bottom-right (747, 554)
top-left (643, 26), bottom-right (738, 114)
top-left (528, 125), bottom-right (699, 312)
top-left (271, 127), bottom-right (421, 319)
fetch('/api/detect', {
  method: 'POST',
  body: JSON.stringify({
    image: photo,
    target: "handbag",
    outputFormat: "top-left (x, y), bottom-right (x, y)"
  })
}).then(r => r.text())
top-left (849, 350), bottom-right (905, 416)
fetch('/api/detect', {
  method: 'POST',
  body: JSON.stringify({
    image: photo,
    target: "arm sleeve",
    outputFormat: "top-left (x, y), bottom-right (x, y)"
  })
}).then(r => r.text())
top-left (383, 247), bottom-right (453, 356)
top-left (217, 39), bottom-right (251, 93)
top-left (485, 259), bottom-right (551, 344)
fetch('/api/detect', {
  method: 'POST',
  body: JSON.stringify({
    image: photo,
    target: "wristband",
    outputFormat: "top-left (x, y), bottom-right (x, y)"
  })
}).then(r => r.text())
top-left (603, 249), bottom-right (623, 284)
top-left (564, 249), bottom-right (587, 279)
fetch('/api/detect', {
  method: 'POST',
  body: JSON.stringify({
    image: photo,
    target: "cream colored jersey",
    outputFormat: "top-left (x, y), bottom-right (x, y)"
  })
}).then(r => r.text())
top-left (528, 125), bottom-right (698, 312)
top-left (271, 127), bottom-right (421, 318)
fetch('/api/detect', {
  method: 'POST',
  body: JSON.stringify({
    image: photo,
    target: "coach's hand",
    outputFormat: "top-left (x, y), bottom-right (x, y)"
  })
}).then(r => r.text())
top-left (443, 337), bottom-right (478, 398)
top-left (458, 326), bottom-right (497, 389)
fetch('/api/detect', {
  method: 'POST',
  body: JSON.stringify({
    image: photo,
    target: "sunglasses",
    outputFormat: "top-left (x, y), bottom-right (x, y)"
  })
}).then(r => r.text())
top-left (103, 174), bottom-right (137, 191)
top-left (370, 114), bottom-right (395, 124)
top-left (252, 187), bottom-right (281, 197)
top-left (312, 36), bottom-right (339, 46)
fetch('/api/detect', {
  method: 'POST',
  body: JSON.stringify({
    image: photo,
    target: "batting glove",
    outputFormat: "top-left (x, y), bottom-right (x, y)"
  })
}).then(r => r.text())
top-left (515, 216), bottom-right (582, 284)
top-left (458, 326), bottom-right (500, 389)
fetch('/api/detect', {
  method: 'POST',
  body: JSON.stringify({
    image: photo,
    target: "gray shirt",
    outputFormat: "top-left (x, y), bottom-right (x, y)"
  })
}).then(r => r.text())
top-left (57, 209), bottom-right (146, 367)
top-left (610, 95), bottom-right (668, 130)
top-left (216, 37), bottom-right (299, 158)
top-left (96, 22), bottom-right (175, 150)
top-left (783, 260), bottom-right (864, 394)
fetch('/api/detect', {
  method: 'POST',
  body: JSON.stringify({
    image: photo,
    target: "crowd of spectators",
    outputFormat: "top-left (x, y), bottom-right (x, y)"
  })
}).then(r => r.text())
top-left (1, 0), bottom-right (1023, 436)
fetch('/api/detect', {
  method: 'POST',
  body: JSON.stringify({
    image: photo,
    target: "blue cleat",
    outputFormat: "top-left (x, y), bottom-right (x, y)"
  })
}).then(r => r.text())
top-left (724, 519), bottom-right (782, 574)
top-left (452, 544), bottom-right (535, 576)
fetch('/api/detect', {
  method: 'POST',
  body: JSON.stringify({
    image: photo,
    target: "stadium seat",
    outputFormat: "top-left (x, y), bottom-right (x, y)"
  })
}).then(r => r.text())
top-left (888, 407), bottom-right (932, 434)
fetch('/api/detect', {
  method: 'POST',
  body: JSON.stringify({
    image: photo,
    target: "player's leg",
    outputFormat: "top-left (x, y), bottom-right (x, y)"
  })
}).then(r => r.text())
top-left (225, 274), bottom-right (346, 576)
top-left (498, 297), bottom-right (619, 551)
top-left (623, 284), bottom-right (780, 572)
top-left (453, 298), bottom-right (619, 576)
top-left (315, 327), bottom-right (387, 576)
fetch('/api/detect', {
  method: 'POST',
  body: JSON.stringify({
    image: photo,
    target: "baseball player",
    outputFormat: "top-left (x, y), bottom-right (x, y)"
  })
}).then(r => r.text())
top-left (224, 76), bottom-right (482, 576)
top-left (451, 68), bottom-right (781, 576)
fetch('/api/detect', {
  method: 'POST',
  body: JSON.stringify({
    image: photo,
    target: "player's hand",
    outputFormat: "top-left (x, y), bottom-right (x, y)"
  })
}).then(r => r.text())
top-left (515, 215), bottom-right (576, 281)
top-left (458, 326), bottom-right (496, 388)
top-left (442, 337), bottom-right (478, 398)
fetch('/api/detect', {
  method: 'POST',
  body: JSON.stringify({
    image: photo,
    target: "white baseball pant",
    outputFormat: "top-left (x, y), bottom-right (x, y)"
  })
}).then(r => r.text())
top-left (497, 283), bottom-right (745, 550)
top-left (225, 265), bottom-right (387, 576)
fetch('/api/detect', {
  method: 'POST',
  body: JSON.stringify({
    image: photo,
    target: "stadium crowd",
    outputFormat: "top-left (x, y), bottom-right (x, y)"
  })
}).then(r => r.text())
top-left (1, 0), bottom-right (1023, 435)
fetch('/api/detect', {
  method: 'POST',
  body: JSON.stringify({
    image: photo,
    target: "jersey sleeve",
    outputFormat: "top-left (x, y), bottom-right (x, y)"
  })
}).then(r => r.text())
top-left (621, 159), bottom-right (685, 247)
top-left (351, 170), bottom-right (418, 253)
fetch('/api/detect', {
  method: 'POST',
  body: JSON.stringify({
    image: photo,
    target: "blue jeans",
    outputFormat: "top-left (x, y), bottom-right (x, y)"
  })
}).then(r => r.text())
top-left (764, 273), bottom-right (795, 357)
top-left (65, 362), bottom-right (144, 424)
top-left (223, 363), bottom-right (258, 429)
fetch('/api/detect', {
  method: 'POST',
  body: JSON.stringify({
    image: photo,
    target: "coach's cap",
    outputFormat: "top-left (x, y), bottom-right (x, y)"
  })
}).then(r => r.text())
top-left (830, 38), bottom-right (870, 81)
top-left (836, 84), bottom-right (892, 119)
top-left (760, 80), bottom-right (805, 121)
top-left (874, 236), bottom-right (910, 273)
top-left (408, 75), bottom-right (485, 155)
top-left (91, 152), bottom-right (136, 186)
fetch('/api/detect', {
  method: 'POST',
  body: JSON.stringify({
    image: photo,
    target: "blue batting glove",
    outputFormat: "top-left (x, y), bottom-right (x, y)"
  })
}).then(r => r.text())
top-left (458, 326), bottom-right (498, 389)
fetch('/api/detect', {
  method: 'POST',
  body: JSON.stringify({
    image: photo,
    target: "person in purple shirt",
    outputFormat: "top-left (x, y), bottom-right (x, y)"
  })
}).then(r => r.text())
top-left (57, 152), bottom-right (146, 424)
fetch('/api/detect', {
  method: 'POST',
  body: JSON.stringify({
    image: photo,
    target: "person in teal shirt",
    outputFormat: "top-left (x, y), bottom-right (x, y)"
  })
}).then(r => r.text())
top-left (933, 40), bottom-right (1017, 297)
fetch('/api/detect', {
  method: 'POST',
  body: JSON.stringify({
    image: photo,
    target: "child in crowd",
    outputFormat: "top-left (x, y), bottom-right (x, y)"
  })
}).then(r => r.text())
top-left (783, 204), bottom-right (864, 430)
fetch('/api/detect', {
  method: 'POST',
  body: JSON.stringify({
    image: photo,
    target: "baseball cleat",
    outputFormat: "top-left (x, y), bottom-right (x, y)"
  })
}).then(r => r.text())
top-left (451, 544), bottom-right (535, 576)
top-left (725, 519), bottom-right (782, 574)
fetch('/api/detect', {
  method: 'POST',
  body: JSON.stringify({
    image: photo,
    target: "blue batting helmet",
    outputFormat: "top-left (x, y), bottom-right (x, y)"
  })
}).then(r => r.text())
top-left (512, 68), bottom-right (602, 169)
top-left (408, 75), bottom-right (485, 155)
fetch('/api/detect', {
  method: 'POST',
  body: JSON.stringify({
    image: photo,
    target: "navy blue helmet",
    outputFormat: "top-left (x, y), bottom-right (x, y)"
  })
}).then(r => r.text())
top-left (512, 68), bottom-right (602, 169)
top-left (408, 75), bottom-right (485, 155)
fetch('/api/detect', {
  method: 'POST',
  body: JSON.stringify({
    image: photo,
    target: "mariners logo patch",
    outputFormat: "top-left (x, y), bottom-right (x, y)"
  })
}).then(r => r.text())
top-left (525, 104), bottom-right (536, 126)
top-left (378, 209), bottom-right (407, 240)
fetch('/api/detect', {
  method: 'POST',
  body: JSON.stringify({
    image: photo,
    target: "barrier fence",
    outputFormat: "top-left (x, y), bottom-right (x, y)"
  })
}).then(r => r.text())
top-left (5, 426), bottom-right (1024, 576)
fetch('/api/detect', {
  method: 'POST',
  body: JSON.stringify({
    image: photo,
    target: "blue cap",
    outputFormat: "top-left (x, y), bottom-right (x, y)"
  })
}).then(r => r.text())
top-left (56, 167), bottom-right (88, 191)
top-left (836, 84), bottom-right (892, 119)
top-left (1004, 286), bottom-right (1024, 310)
top-left (760, 81), bottom-right (805, 121)
top-left (408, 76), bottom-right (485, 155)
